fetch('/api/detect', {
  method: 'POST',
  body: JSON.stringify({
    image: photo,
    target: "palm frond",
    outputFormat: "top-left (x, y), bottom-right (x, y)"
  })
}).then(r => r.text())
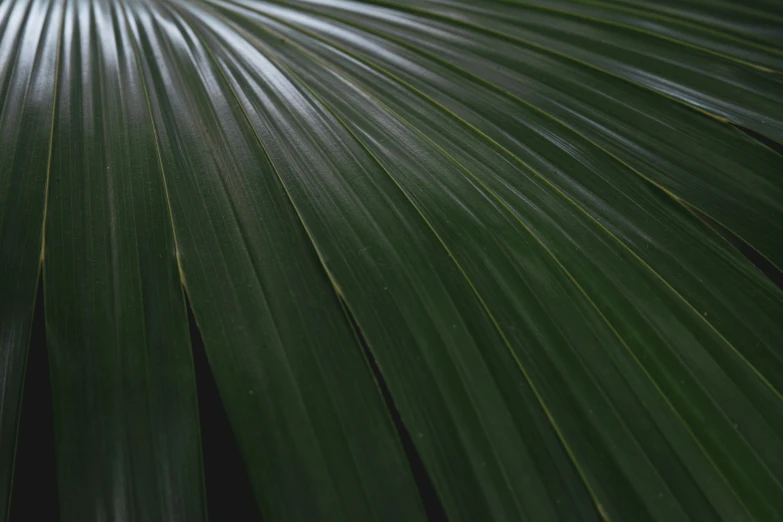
top-left (1, 0), bottom-right (782, 520)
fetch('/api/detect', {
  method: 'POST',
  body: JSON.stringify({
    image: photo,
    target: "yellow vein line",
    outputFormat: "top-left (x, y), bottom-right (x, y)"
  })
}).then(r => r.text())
top-left (39, 0), bottom-right (65, 266)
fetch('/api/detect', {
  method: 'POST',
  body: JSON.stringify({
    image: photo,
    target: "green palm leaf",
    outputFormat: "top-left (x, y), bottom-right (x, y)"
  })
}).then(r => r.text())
top-left (1, 0), bottom-right (781, 520)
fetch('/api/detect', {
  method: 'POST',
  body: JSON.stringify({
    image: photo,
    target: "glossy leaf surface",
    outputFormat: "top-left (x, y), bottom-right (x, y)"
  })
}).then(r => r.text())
top-left (43, 0), bottom-right (205, 519)
top-left (0, 0), bottom-right (781, 520)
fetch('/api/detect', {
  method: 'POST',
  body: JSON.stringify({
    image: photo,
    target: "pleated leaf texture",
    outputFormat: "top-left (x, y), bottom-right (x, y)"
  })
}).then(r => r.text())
top-left (2, 0), bottom-right (783, 520)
